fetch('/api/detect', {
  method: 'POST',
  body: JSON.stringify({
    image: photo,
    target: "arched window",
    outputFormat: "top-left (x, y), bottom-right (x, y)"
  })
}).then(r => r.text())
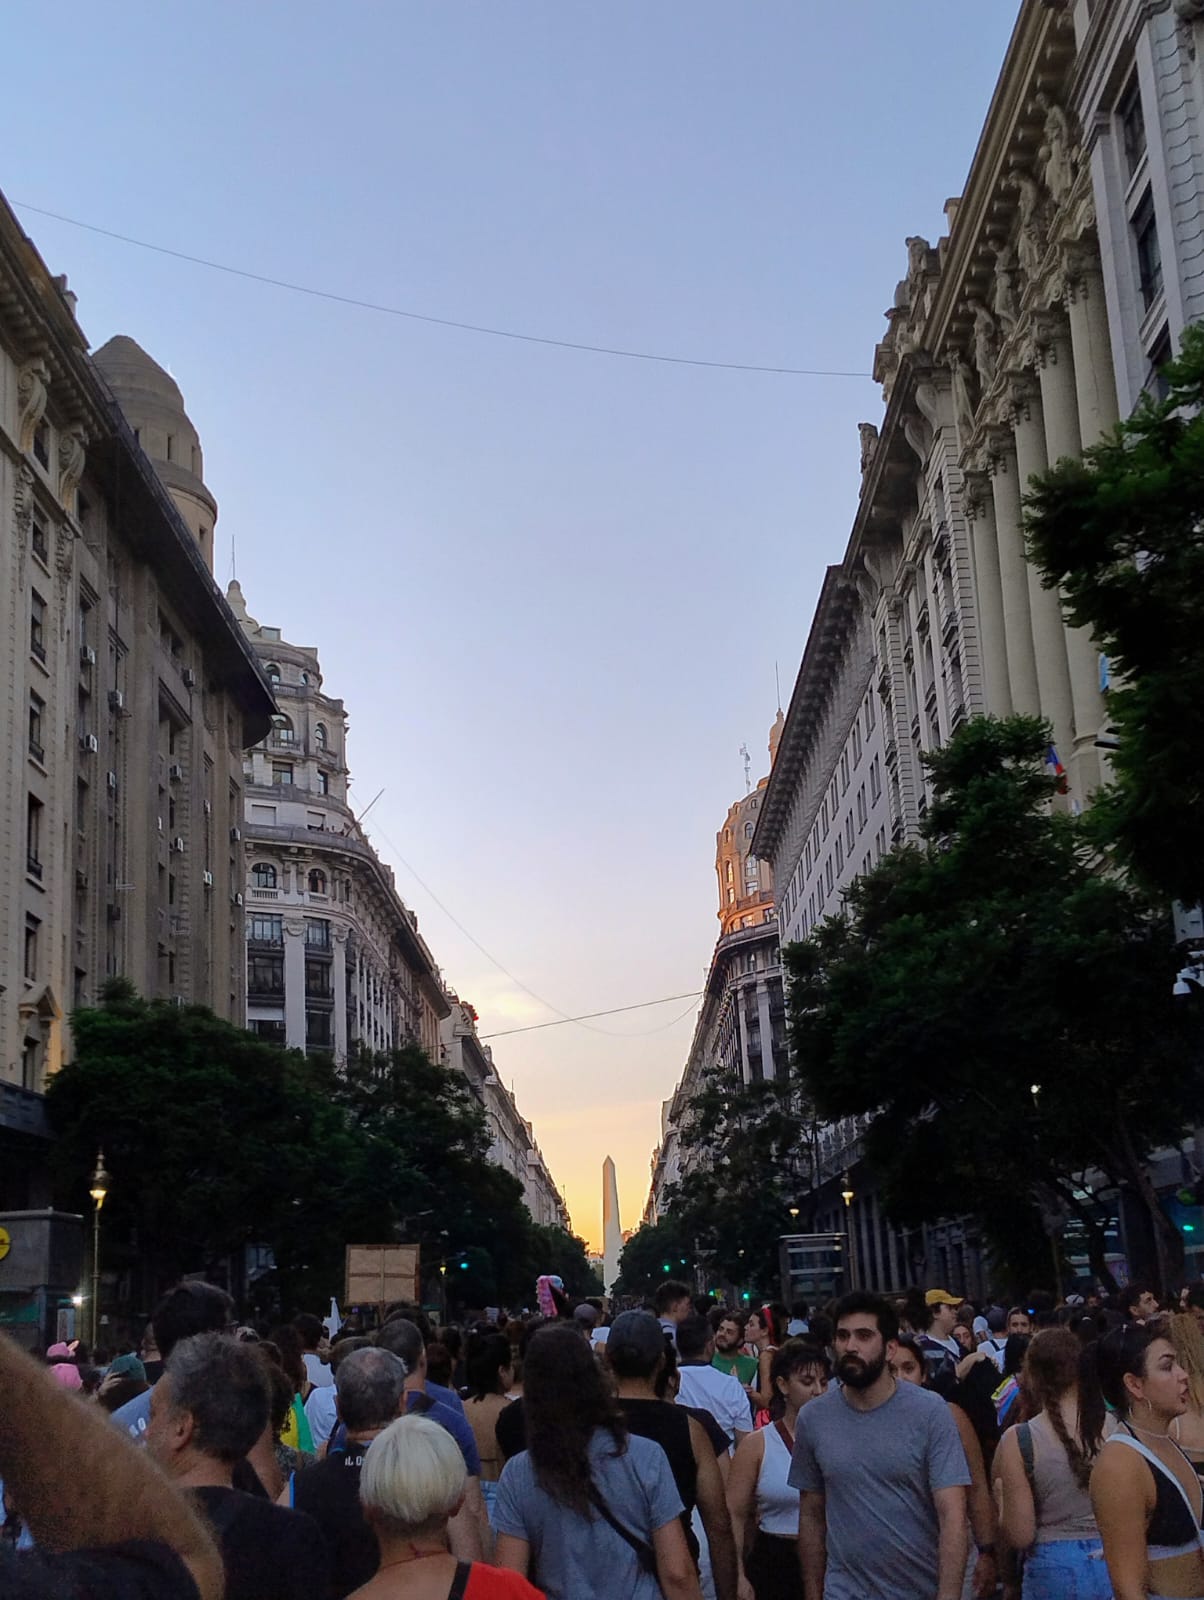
top-left (308, 869), bottom-right (327, 894)
top-left (271, 713), bottom-right (294, 744)
top-left (252, 862), bottom-right (277, 889)
top-left (315, 723), bottom-right (327, 751)
top-left (744, 820), bottom-right (754, 839)
top-left (725, 861), bottom-right (734, 884)
top-left (265, 663), bottom-right (281, 685)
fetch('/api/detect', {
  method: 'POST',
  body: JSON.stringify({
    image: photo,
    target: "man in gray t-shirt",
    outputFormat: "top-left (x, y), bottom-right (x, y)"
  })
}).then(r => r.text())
top-left (788, 1292), bottom-right (969, 1600)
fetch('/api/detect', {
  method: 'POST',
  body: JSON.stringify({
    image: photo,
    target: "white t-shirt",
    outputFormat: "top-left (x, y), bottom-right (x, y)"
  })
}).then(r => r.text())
top-left (304, 1382), bottom-right (338, 1448)
top-left (676, 1361), bottom-right (751, 1446)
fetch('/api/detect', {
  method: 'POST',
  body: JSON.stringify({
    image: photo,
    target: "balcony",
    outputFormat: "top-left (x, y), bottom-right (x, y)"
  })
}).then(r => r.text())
top-left (0, 1080), bottom-right (51, 1139)
top-left (941, 608), bottom-right (958, 643)
top-left (916, 600), bottom-right (930, 636)
top-left (249, 887), bottom-right (280, 901)
top-left (884, 737), bottom-right (898, 769)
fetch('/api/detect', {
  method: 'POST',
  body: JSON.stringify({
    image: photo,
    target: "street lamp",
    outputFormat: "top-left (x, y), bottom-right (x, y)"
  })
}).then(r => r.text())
top-left (788, 1205), bottom-right (800, 1223)
top-left (88, 1150), bottom-right (109, 1349)
top-left (841, 1172), bottom-right (857, 1291)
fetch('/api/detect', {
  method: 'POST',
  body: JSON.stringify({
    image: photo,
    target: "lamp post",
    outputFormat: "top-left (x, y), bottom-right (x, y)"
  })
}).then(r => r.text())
top-left (841, 1171), bottom-right (857, 1291)
top-left (88, 1150), bottom-right (109, 1349)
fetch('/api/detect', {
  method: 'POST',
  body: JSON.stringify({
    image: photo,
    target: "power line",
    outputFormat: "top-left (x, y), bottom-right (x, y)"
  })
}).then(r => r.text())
top-left (363, 814), bottom-right (689, 1039)
top-left (479, 992), bottom-right (702, 1040)
top-left (14, 200), bottom-right (873, 380)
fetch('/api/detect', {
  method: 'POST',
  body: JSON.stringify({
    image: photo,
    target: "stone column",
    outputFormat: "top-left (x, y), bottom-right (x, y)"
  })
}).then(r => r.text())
top-left (1010, 377), bottom-right (1076, 761)
top-left (283, 920), bottom-right (306, 1050)
top-left (1034, 311), bottom-right (1105, 795)
top-left (963, 467), bottom-right (1011, 715)
top-left (756, 977), bottom-right (774, 1082)
top-left (986, 428), bottom-right (1041, 715)
top-left (1064, 248), bottom-right (1120, 447)
top-left (333, 927), bottom-right (349, 1062)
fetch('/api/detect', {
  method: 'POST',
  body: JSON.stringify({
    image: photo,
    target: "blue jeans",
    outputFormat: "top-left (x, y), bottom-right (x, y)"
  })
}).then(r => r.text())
top-left (1023, 1538), bottom-right (1111, 1600)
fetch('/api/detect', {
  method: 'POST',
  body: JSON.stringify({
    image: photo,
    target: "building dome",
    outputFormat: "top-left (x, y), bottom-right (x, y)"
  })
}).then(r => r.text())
top-left (94, 334), bottom-right (218, 570)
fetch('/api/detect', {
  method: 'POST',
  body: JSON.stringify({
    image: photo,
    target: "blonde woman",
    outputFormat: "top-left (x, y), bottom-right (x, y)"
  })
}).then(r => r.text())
top-left (1168, 1312), bottom-right (1204, 1482)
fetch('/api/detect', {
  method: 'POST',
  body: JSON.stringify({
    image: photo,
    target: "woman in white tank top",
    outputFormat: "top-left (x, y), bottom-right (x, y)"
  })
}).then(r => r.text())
top-left (726, 1341), bottom-right (829, 1600)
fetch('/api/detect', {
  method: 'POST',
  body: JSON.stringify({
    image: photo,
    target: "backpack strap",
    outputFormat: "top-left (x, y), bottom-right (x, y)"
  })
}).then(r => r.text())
top-left (586, 1484), bottom-right (658, 1575)
top-left (1018, 1421), bottom-right (1037, 1503)
top-left (446, 1561), bottom-right (472, 1600)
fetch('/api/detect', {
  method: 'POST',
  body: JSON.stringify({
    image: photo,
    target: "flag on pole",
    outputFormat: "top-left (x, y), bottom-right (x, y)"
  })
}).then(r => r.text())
top-left (323, 1296), bottom-right (342, 1339)
top-left (1045, 744), bottom-right (1069, 795)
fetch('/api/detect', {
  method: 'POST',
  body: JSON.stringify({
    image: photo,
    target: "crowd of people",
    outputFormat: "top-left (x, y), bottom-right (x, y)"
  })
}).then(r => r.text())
top-left (5, 1273), bottom-right (1204, 1599)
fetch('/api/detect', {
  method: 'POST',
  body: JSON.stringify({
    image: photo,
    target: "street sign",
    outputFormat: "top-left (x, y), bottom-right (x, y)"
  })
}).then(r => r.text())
top-left (0, 1227), bottom-right (11, 1261)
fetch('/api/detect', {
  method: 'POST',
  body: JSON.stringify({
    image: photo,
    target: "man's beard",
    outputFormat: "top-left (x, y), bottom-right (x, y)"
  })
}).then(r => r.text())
top-left (836, 1350), bottom-right (887, 1390)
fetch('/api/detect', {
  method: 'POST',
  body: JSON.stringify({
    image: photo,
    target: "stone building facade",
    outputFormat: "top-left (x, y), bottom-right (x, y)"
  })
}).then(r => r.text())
top-left (227, 584), bottom-right (448, 1063)
top-left (440, 995), bottom-right (570, 1230)
top-left (0, 200), bottom-right (273, 1207)
top-left (746, 0), bottom-right (1204, 1296)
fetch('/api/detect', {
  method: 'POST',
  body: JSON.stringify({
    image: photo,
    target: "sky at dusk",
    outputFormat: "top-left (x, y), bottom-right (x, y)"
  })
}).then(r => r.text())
top-left (2, 2), bottom-right (1020, 1251)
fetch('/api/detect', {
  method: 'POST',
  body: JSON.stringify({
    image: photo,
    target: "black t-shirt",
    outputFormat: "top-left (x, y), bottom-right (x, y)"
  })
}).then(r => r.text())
top-left (495, 1396), bottom-right (527, 1461)
top-left (617, 1398), bottom-right (698, 1514)
top-left (190, 1486), bottom-right (330, 1600)
top-left (1, 1539), bottom-right (198, 1600)
top-left (682, 1403), bottom-right (729, 1458)
top-left (291, 1441), bottom-right (378, 1600)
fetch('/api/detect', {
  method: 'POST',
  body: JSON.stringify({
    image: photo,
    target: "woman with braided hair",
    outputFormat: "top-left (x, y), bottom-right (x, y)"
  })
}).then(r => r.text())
top-left (996, 1328), bottom-right (1110, 1599)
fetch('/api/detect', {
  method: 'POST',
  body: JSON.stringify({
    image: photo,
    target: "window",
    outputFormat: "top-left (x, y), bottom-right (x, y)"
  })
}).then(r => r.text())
top-left (307, 811), bottom-right (325, 831)
top-left (306, 1010), bottom-right (333, 1049)
top-left (851, 723), bottom-right (862, 764)
top-left (305, 917), bottom-right (331, 949)
top-left (1134, 191), bottom-right (1163, 310)
top-left (271, 714), bottom-right (294, 744)
top-left (1145, 326), bottom-right (1173, 403)
top-left (24, 913), bottom-right (40, 981)
top-left (870, 755), bottom-right (882, 803)
top-left (249, 803), bottom-right (278, 825)
top-left (271, 763), bottom-right (294, 786)
top-left (265, 663), bottom-right (282, 685)
top-left (826, 858), bottom-right (834, 894)
top-left (744, 820), bottom-right (754, 839)
top-left (857, 786), bottom-right (868, 830)
top-left (727, 887), bottom-right (735, 905)
top-left (305, 958), bottom-right (333, 998)
top-left (250, 1019), bottom-right (286, 1046)
top-left (308, 869), bottom-right (327, 894)
top-left (865, 694), bottom-right (876, 733)
top-left (821, 800), bottom-right (829, 838)
top-left (248, 913), bottom-right (283, 944)
top-left (30, 592), bottom-right (46, 662)
top-left (745, 857), bottom-right (760, 893)
top-left (1120, 76), bottom-right (1147, 178)
top-left (835, 835), bottom-right (844, 873)
top-left (846, 813), bottom-right (856, 852)
top-left (840, 753), bottom-right (850, 792)
top-left (247, 953), bottom-right (284, 995)
top-left (27, 795), bottom-right (43, 878)
top-left (251, 862), bottom-right (277, 889)
top-left (725, 861), bottom-right (734, 885)
top-left (28, 693), bottom-right (44, 762)
top-left (317, 771), bottom-right (329, 796)
top-left (31, 508), bottom-right (48, 564)
top-left (315, 723), bottom-right (328, 751)
top-left (33, 419), bottom-right (49, 469)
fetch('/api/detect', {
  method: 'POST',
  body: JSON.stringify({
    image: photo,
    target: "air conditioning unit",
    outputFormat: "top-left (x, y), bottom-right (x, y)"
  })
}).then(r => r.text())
top-left (181, 668), bottom-right (197, 689)
top-left (108, 690), bottom-right (125, 712)
top-left (202, 870), bottom-right (214, 887)
top-left (80, 645), bottom-right (96, 667)
top-left (233, 891), bottom-right (244, 907)
top-left (172, 836), bottom-right (186, 853)
top-left (80, 734), bottom-right (99, 754)
top-left (203, 799), bottom-right (212, 815)
top-left (230, 826), bottom-right (241, 842)
top-left (169, 763), bottom-right (183, 782)
top-left (106, 771), bottom-right (118, 791)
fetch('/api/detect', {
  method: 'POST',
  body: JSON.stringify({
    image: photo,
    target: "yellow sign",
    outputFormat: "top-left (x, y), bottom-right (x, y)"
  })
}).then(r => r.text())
top-left (0, 1227), bottom-right (11, 1261)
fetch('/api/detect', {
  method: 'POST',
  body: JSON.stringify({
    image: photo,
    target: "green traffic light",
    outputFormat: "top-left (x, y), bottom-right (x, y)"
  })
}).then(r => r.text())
top-left (1185, 1223), bottom-right (1196, 1233)
top-left (662, 1262), bottom-right (671, 1272)
top-left (742, 1291), bottom-right (750, 1301)
top-left (460, 1260), bottom-right (469, 1269)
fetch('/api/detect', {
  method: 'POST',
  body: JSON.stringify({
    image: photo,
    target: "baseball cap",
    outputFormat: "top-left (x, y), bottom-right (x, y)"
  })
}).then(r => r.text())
top-left (573, 1303), bottom-right (600, 1328)
top-left (48, 1361), bottom-right (82, 1389)
top-left (925, 1289), bottom-right (962, 1307)
top-left (606, 1310), bottom-right (668, 1367)
top-left (108, 1352), bottom-right (147, 1382)
top-left (972, 1315), bottom-right (989, 1337)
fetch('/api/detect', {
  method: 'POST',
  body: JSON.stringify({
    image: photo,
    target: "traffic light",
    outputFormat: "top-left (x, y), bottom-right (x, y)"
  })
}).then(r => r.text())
top-left (662, 1262), bottom-right (671, 1273)
top-left (459, 1259), bottom-right (469, 1270)
top-left (741, 1291), bottom-right (751, 1302)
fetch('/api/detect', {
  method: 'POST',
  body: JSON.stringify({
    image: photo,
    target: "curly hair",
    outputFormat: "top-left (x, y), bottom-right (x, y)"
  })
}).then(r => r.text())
top-left (523, 1323), bottom-right (626, 1516)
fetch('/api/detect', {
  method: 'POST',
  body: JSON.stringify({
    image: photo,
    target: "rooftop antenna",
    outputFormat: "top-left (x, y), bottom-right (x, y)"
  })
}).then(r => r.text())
top-left (740, 743), bottom-right (751, 794)
top-left (230, 527), bottom-right (237, 583)
top-left (775, 660), bottom-right (782, 714)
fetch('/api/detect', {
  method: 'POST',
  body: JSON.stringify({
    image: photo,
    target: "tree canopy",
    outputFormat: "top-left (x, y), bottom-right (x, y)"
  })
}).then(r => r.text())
top-left (783, 716), bottom-right (1204, 1293)
top-left (1025, 322), bottom-right (1204, 904)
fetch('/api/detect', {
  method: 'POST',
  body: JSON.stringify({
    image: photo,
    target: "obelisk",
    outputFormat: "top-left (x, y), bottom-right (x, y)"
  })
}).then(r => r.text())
top-left (602, 1156), bottom-right (623, 1294)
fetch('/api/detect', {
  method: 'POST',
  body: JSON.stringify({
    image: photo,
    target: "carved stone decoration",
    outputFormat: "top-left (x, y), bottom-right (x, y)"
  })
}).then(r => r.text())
top-left (1008, 169), bottom-right (1050, 279)
top-left (1036, 94), bottom-right (1077, 207)
top-left (57, 425), bottom-right (86, 505)
top-left (991, 238), bottom-right (1020, 335)
top-left (961, 467), bottom-right (992, 521)
top-left (1060, 238), bottom-right (1096, 305)
top-left (17, 358), bottom-right (50, 454)
top-left (914, 379), bottom-right (944, 433)
top-left (1031, 308), bottom-right (1066, 369)
top-left (903, 410), bottom-right (933, 464)
top-left (948, 349), bottom-right (978, 438)
top-left (1005, 372), bottom-right (1038, 428)
top-left (967, 296), bottom-right (1000, 387)
top-left (859, 421), bottom-right (880, 476)
top-left (13, 462), bottom-right (34, 591)
top-left (985, 424), bottom-right (1016, 475)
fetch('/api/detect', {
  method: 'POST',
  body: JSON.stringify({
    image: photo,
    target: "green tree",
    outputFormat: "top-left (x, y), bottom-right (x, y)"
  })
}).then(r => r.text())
top-left (614, 1215), bottom-right (694, 1300)
top-left (332, 1044), bottom-right (537, 1306)
top-left (526, 1223), bottom-right (604, 1298)
top-left (784, 716), bottom-right (1204, 1293)
top-left (46, 982), bottom-right (380, 1311)
top-left (1025, 323), bottom-right (1204, 903)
